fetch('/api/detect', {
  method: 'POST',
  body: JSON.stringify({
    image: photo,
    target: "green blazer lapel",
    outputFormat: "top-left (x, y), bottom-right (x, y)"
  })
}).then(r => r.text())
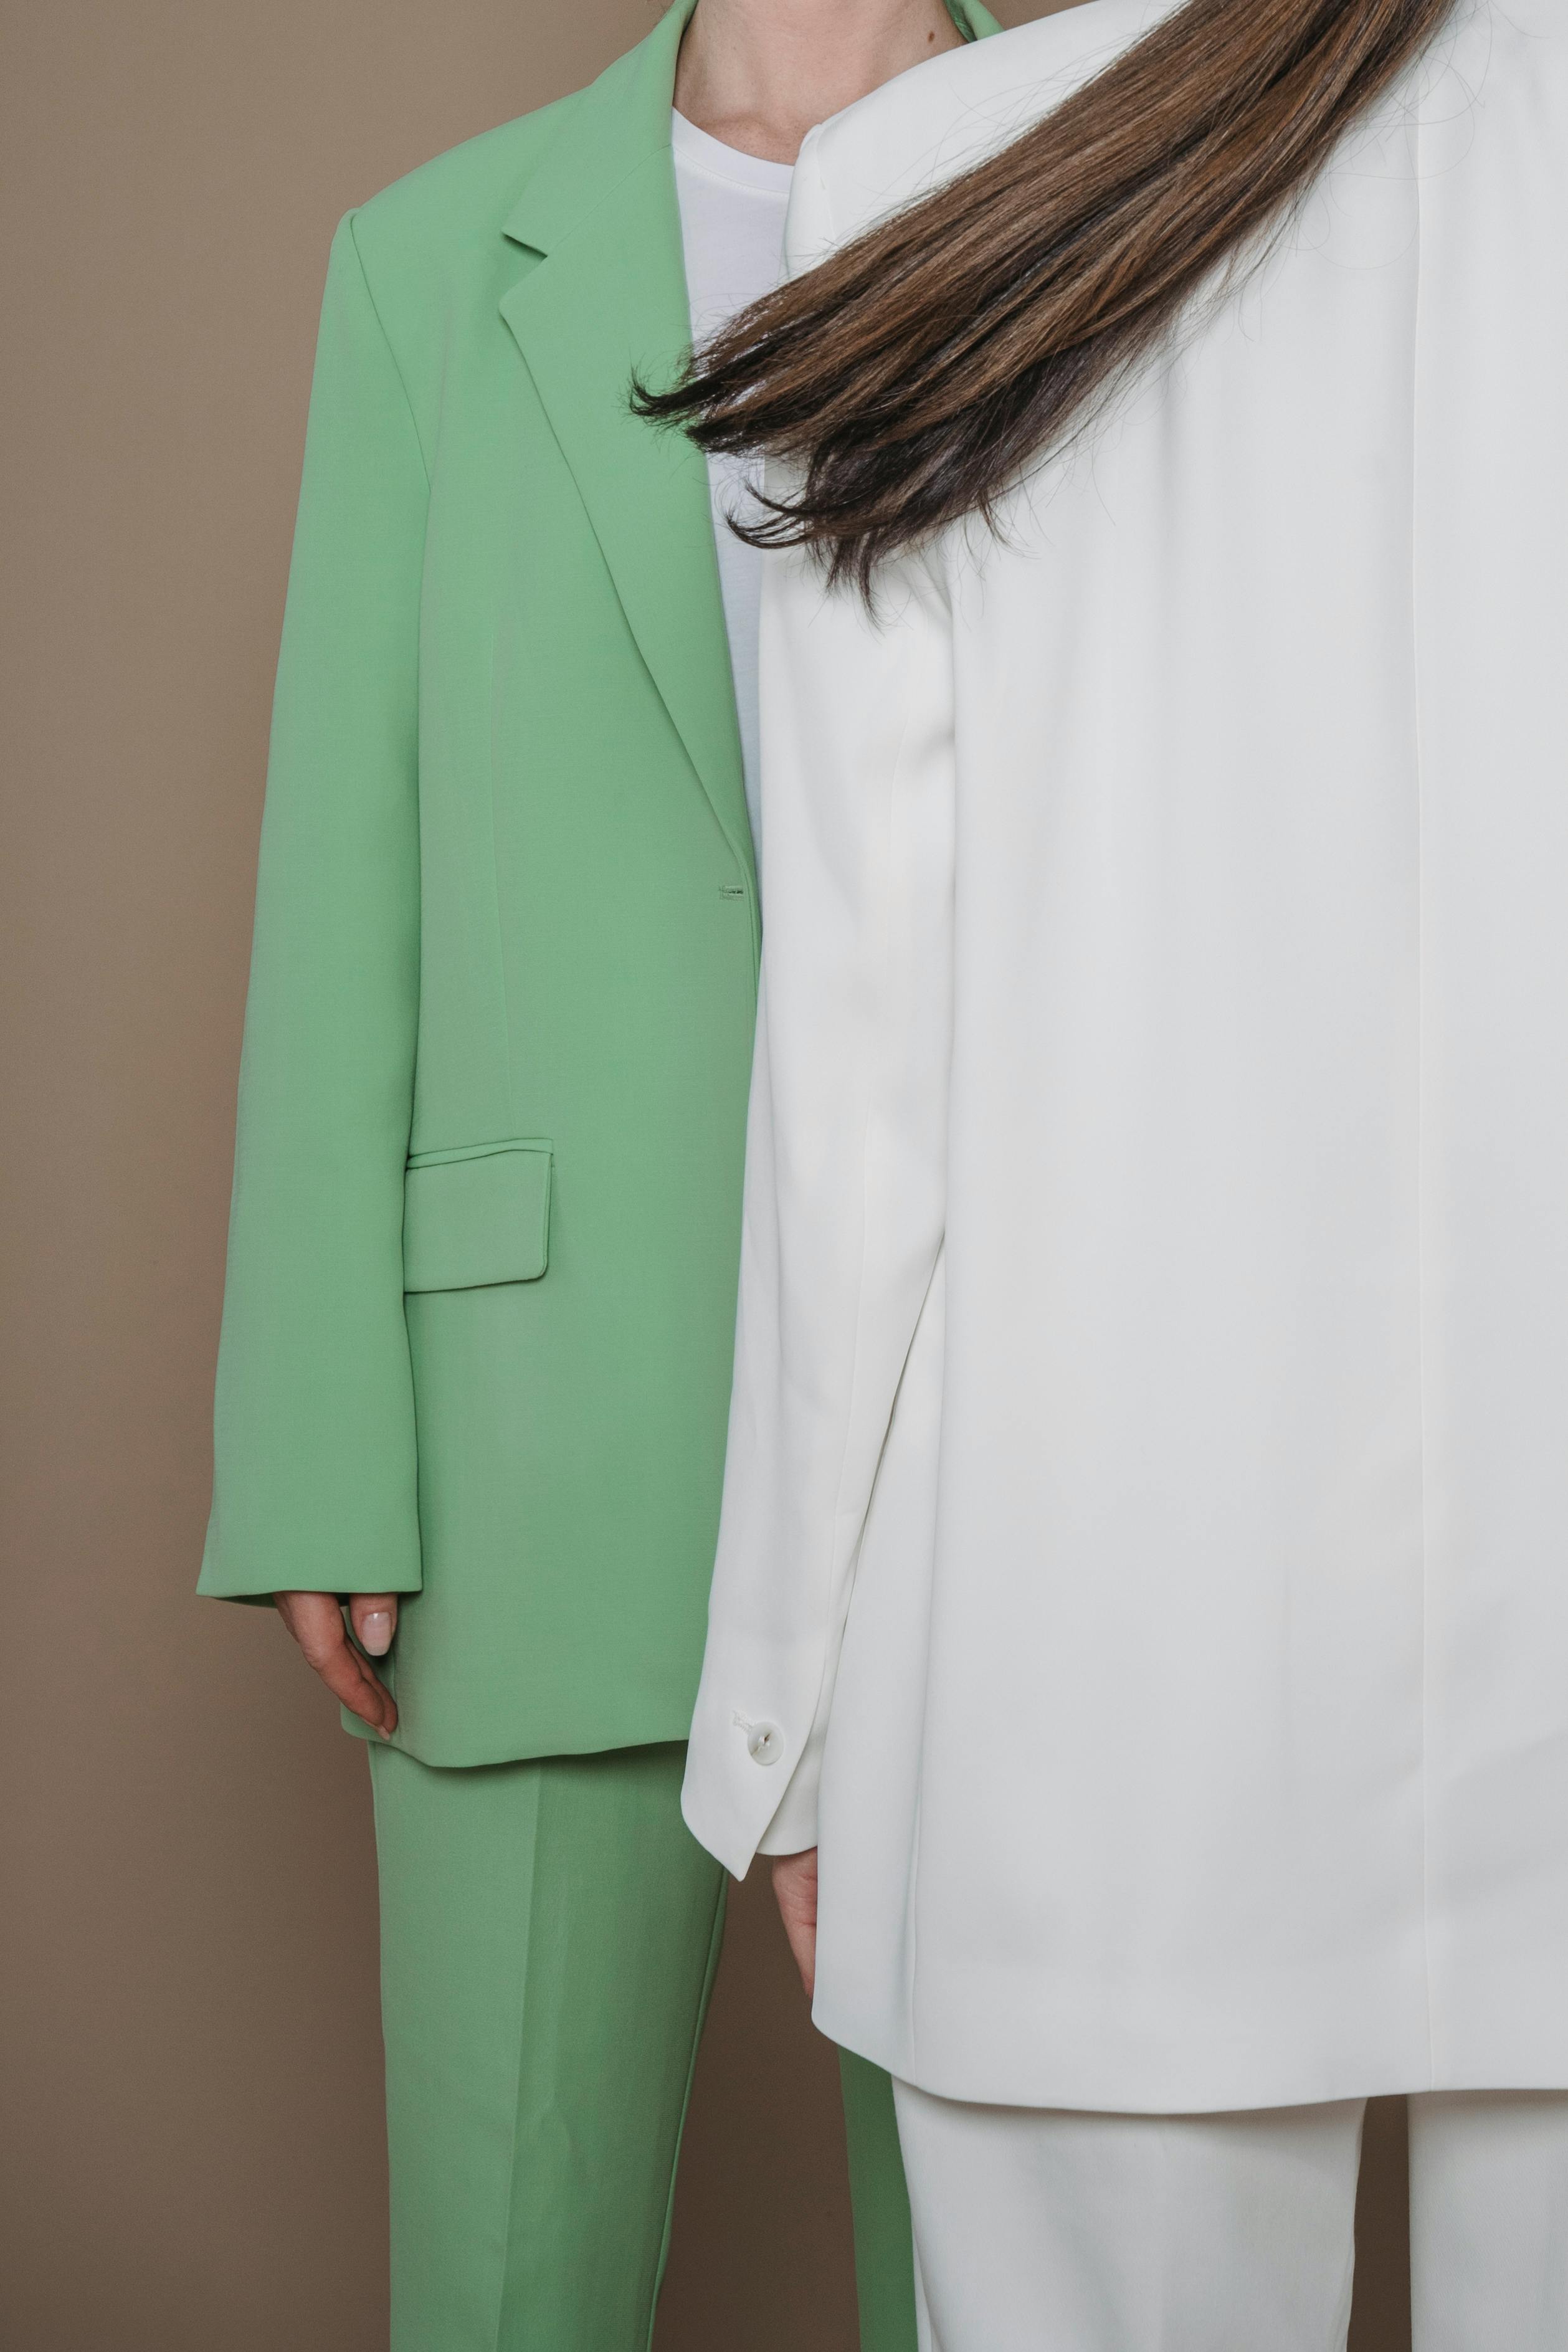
top-left (499, 2), bottom-right (754, 886)
top-left (495, 0), bottom-right (998, 883)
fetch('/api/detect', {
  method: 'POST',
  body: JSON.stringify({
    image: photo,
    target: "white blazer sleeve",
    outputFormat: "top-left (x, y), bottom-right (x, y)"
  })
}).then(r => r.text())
top-left (681, 506), bottom-right (957, 1875)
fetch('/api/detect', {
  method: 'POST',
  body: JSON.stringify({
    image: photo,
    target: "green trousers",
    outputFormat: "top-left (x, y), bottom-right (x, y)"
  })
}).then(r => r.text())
top-left (368, 1740), bottom-right (917, 2351)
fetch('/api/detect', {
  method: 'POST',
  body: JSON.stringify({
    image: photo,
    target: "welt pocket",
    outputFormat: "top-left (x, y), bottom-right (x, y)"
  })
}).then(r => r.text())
top-left (402, 1139), bottom-right (553, 1293)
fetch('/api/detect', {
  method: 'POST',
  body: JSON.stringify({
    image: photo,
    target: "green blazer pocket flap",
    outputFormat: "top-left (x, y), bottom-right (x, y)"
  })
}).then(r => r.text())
top-left (402, 1141), bottom-right (553, 1293)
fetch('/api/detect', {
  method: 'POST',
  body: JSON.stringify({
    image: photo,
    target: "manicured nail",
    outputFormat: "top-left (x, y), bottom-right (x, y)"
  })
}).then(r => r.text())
top-left (359, 1609), bottom-right (392, 1655)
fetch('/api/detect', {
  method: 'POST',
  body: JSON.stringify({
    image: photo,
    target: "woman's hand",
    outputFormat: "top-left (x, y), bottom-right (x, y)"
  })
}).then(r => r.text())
top-left (771, 1847), bottom-right (819, 1999)
top-left (274, 1591), bottom-right (399, 1736)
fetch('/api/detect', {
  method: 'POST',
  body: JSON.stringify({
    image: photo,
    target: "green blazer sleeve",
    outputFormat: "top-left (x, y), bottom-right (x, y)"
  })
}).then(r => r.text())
top-left (199, 212), bottom-right (427, 1601)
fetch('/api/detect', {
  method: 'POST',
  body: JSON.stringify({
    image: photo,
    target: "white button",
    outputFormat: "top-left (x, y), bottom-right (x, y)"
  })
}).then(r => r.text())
top-left (746, 1721), bottom-right (783, 1766)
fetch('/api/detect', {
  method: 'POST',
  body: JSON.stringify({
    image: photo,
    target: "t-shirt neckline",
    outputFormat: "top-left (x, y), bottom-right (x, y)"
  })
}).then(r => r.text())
top-left (671, 109), bottom-right (795, 197)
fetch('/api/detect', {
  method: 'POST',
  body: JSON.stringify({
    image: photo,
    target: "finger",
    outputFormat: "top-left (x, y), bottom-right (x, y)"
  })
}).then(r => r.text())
top-left (275, 1589), bottom-right (343, 1650)
top-left (314, 1635), bottom-right (397, 1733)
top-left (771, 1849), bottom-right (819, 1920)
top-left (275, 1593), bottom-right (397, 1735)
top-left (348, 1593), bottom-right (399, 1657)
top-left (771, 1851), bottom-right (819, 1999)
top-left (784, 1911), bottom-right (816, 1999)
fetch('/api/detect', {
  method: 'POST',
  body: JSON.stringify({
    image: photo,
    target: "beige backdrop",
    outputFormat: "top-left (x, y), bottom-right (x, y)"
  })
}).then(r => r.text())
top-left (0, 2), bottom-right (1410, 2343)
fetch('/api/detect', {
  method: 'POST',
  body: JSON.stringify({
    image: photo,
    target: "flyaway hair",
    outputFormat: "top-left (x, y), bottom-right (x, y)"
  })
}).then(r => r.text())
top-left (635, 0), bottom-right (1456, 593)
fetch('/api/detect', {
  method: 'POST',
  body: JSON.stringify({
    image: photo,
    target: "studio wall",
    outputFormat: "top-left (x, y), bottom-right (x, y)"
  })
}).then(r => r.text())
top-left (0, 1), bottom-right (1408, 2342)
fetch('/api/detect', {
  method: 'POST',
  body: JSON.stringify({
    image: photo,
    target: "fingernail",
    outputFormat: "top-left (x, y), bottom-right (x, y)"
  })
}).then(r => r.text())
top-left (359, 1610), bottom-right (392, 1656)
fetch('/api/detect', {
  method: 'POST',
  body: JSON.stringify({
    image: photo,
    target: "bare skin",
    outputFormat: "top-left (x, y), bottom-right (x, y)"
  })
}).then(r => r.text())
top-left (772, 1847), bottom-right (820, 1996)
top-left (674, 0), bottom-right (962, 164)
top-left (275, 1589), bottom-right (398, 1735)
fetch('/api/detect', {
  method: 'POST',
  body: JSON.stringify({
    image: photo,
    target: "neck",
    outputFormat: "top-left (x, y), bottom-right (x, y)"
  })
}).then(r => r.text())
top-left (674, 0), bottom-right (964, 164)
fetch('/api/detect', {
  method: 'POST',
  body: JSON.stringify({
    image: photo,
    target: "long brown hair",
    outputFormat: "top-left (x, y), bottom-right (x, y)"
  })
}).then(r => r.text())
top-left (638, 0), bottom-right (1454, 591)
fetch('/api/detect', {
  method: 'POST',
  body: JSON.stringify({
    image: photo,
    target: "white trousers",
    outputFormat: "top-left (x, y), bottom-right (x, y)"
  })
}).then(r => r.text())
top-left (893, 2082), bottom-right (1568, 2352)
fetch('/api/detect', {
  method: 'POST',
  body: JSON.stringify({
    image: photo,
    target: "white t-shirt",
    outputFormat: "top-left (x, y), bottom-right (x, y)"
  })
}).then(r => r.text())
top-left (672, 110), bottom-right (793, 870)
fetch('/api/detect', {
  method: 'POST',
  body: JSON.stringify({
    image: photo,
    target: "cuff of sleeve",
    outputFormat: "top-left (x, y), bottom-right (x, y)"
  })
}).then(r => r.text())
top-left (755, 1718), bottom-right (825, 1855)
top-left (197, 1513), bottom-right (422, 1603)
top-left (196, 1571), bottom-right (422, 1602)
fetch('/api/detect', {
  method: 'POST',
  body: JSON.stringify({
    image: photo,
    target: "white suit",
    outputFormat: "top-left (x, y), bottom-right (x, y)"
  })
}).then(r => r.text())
top-left (682, 0), bottom-right (1568, 2130)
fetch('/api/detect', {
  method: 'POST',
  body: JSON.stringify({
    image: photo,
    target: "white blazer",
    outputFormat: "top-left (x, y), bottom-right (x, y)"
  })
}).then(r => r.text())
top-left (683, 0), bottom-right (1568, 2113)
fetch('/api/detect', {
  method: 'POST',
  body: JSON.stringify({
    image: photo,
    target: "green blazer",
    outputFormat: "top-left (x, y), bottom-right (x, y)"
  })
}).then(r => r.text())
top-left (199, 0), bottom-right (999, 1766)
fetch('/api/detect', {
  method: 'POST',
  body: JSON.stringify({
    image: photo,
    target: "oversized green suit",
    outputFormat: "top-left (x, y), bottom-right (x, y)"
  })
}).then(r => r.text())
top-left (200, 1), bottom-right (995, 2342)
